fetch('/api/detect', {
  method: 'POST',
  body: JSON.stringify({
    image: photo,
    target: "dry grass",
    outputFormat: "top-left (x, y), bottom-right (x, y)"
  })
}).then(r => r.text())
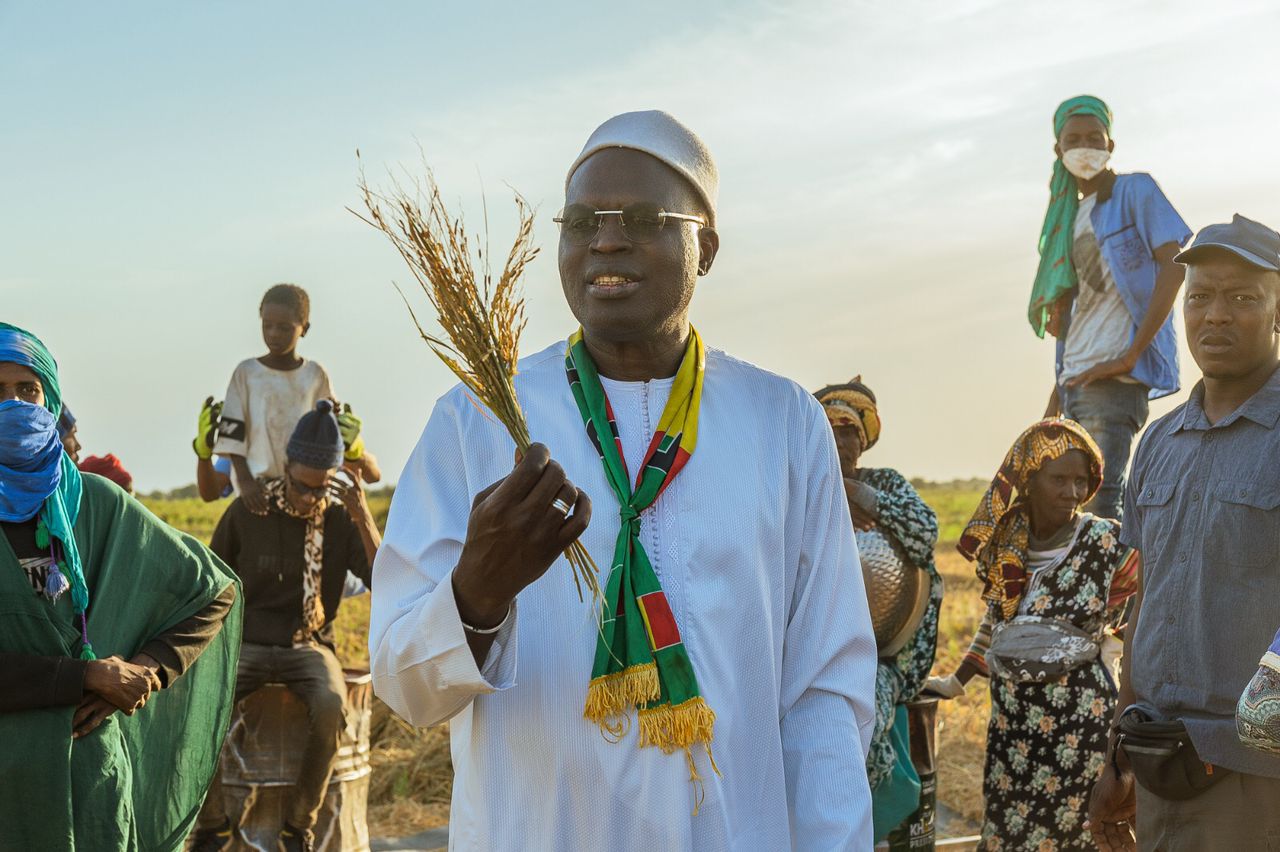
top-left (333, 595), bottom-right (454, 836)
top-left (931, 548), bottom-right (992, 827)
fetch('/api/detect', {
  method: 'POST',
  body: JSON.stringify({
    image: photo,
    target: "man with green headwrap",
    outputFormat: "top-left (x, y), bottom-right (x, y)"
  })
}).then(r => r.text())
top-left (0, 321), bottom-right (243, 851)
top-left (1031, 95), bottom-right (1191, 522)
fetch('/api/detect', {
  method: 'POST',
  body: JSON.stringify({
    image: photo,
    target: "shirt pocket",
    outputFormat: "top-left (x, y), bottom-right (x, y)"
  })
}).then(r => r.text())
top-left (1209, 480), bottom-right (1280, 570)
top-left (1100, 224), bottom-right (1149, 274)
top-left (1134, 481), bottom-right (1176, 566)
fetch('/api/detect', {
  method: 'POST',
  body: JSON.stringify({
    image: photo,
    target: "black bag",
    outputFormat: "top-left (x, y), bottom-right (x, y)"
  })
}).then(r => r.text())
top-left (1117, 705), bottom-right (1232, 801)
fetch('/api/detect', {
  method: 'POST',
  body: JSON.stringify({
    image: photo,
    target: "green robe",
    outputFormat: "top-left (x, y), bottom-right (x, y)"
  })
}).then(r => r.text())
top-left (0, 473), bottom-right (242, 851)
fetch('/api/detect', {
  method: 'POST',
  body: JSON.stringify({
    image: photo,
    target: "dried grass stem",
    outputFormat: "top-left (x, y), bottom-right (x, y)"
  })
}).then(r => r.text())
top-left (351, 153), bottom-right (599, 601)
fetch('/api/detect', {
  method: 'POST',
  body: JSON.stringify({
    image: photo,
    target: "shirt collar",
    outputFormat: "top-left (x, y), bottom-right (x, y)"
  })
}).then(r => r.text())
top-left (1177, 364), bottom-right (1280, 431)
top-left (1095, 169), bottom-right (1118, 205)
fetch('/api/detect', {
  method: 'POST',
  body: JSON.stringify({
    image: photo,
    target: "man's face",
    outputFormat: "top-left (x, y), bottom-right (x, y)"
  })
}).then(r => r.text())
top-left (0, 362), bottom-right (44, 407)
top-left (1183, 252), bottom-right (1280, 379)
top-left (260, 303), bottom-right (308, 357)
top-left (61, 425), bottom-right (81, 464)
top-left (558, 148), bottom-right (718, 346)
top-left (1055, 114), bottom-right (1113, 158)
top-left (285, 462), bottom-right (334, 514)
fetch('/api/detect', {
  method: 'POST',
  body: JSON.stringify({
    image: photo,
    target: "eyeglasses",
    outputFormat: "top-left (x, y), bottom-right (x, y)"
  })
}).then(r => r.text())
top-left (285, 470), bottom-right (330, 499)
top-left (553, 202), bottom-right (706, 246)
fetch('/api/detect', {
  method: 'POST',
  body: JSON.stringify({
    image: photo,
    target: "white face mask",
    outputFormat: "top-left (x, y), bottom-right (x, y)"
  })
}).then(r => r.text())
top-left (1061, 147), bottom-right (1111, 180)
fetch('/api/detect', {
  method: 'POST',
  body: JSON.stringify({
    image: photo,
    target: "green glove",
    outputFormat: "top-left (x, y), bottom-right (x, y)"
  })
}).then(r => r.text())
top-left (338, 402), bottom-right (364, 460)
top-left (193, 397), bottom-right (222, 459)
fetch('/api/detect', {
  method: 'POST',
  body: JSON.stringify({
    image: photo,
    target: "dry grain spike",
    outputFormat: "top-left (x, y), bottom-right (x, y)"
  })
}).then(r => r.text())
top-left (351, 153), bottom-right (601, 602)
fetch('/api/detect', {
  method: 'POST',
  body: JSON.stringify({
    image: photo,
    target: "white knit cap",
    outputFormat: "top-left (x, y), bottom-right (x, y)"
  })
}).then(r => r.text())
top-left (565, 110), bottom-right (718, 226)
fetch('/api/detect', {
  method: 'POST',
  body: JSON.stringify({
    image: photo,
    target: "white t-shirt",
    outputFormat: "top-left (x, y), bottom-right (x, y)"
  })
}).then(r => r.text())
top-left (213, 358), bottom-right (333, 491)
top-left (1060, 193), bottom-right (1137, 383)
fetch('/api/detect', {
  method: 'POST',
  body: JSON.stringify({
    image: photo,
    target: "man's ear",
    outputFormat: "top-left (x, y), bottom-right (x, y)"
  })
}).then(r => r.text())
top-left (1054, 141), bottom-right (1063, 161)
top-left (1108, 138), bottom-right (1116, 154)
top-left (1271, 276), bottom-right (1280, 333)
top-left (301, 322), bottom-right (311, 337)
top-left (696, 227), bottom-right (720, 277)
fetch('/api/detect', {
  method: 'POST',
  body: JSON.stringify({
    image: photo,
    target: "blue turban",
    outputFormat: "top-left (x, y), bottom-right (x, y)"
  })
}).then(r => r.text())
top-left (0, 322), bottom-right (91, 656)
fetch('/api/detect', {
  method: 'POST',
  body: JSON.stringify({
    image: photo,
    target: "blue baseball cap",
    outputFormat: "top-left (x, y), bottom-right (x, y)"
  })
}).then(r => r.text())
top-left (1175, 214), bottom-right (1280, 271)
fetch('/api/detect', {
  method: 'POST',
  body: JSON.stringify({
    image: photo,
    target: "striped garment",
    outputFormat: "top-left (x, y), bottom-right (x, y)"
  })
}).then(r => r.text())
top-left (565, 327), bottom-right (716, 790)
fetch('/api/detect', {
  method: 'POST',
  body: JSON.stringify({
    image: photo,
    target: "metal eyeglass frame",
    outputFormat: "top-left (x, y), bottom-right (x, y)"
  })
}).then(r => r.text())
top-left (553, 205), bottom-right (707, 245)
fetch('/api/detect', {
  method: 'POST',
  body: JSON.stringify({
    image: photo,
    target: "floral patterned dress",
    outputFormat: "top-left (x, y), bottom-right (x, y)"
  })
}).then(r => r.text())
top-left (976, 515), bottom-right (1135, 851)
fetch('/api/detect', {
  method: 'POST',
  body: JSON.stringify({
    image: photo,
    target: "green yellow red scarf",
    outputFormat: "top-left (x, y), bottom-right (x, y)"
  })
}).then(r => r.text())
top-left (565, 327), bottom-right (717, 784)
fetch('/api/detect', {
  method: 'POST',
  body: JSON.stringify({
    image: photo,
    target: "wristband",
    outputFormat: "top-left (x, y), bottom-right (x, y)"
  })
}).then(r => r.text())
top-left (461, 603), bottom-right (513, 635)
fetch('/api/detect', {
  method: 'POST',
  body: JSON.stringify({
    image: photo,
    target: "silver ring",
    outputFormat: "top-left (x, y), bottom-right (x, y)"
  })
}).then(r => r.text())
top-left (551, 497), bottom-right (572, 518)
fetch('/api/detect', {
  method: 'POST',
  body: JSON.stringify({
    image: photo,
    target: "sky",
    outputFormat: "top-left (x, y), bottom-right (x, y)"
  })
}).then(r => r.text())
top-left (4, 0), bottom-right (1279, 490)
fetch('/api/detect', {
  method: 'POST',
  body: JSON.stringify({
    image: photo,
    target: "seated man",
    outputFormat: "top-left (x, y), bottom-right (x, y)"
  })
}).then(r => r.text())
top-left (193, 400), bottom-right (380, 852)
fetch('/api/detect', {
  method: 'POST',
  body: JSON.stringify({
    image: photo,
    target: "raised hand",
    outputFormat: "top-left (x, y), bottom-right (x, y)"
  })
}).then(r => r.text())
top-left (337, 402), bottom-right (365, 459)
top-left (193, 397), bottom-right (222, 460)
top-left (451, 443), bottom-right (591, 629)
top-left (331, 468), bottom-right (369, 524)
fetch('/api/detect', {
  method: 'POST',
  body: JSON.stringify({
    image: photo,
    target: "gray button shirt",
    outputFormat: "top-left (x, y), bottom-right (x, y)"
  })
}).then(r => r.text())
top-left (1123, 365), bottom-right (1280, 777)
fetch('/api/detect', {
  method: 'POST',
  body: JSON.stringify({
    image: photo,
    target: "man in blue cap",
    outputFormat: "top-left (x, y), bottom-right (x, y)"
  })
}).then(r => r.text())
top-left (1088, 215), bottom-right (1280, 850)
top-left (193, 400), bottom-right (381, 852)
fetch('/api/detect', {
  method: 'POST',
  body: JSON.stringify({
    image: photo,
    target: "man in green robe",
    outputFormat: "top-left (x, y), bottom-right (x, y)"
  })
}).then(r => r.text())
top-left (0, 321), bottom-right (243, 852)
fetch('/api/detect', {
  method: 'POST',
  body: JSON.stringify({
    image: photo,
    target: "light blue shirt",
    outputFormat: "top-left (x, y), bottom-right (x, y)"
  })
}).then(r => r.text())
top-left (1055, 172), bottom-right (1191, 398)
top-left (212, 455), bottom-right (234, 499)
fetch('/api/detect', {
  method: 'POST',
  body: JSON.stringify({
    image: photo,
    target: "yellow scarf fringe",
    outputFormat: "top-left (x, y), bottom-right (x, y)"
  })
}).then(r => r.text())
top-left (585, 670), bottom-right (721, 813)
top-left (584, 663), bottom-right (660, 730)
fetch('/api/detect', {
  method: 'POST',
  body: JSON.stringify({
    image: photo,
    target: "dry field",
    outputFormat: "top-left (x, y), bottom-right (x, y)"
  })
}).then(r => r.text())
top-left (144, 482), bottom-right (992, 838)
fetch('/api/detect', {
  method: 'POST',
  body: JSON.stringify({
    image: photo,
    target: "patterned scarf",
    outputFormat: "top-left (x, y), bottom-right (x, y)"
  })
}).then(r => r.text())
top-left (261, 477), bottom-right (329, 641)
top-left (957, 419), bottom-right (1103, 619)
top-left (1027, 95), bottom-right (1113, 336)
top-left (815, 376), bottom-right (880, 450)
top-left (565, 328), bottom-right (717, 783)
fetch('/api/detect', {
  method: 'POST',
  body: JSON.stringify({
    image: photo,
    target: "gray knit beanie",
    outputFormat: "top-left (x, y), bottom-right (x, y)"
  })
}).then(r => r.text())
top-left (286, 400), bottom-right (344, 470)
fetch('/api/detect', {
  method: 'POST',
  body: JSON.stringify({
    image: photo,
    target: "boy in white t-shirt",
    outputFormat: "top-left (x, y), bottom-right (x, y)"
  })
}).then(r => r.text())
top-left (214, 284), bottom-right (380, 515)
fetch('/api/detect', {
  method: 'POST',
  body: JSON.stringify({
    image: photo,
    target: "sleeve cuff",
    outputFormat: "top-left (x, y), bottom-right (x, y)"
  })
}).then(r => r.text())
top-left (51, 657), bottom-right (88, 706)
top-left (139, 640), bottom-right (184, 689)
top-left (433, 576), bottom-right (519, 692)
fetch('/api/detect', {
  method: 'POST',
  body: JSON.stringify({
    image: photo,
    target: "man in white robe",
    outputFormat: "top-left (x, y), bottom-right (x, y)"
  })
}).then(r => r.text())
top-left (369, 110), bottom-right (877, 850)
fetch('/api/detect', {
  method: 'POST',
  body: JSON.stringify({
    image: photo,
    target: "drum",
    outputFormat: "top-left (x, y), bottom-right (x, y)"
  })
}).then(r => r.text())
top-left (213, 669), bottom-right (372, 851)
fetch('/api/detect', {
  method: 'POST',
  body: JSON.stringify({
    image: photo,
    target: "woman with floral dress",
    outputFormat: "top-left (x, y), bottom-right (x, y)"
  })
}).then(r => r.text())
top-left (928, 419), bottom-right (1137, 850)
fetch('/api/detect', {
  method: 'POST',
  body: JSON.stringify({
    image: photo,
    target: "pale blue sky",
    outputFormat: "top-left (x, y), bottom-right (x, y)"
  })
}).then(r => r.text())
top-left (4, 0), bottom-right (1279, 489)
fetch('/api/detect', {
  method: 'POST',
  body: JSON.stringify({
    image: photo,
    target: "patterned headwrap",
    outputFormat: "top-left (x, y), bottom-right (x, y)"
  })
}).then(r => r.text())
top-left (0, 322), bottom-right (94, 658)
top-left (815, 376), bottom-right (881, 450)
top-left (1027, 95), bottom-right (1113, 337)
top-left (957, 419), bottom-right (1103, 619)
